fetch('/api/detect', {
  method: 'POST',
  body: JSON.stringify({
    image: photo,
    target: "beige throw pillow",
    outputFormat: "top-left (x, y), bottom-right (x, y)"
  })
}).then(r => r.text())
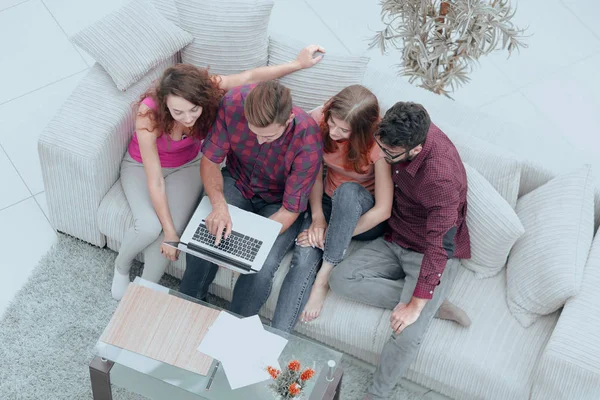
top-left (461, 163), bottom-right (525, 278)
top-left (446, 129), bottom-right (522, 209)
top-left (268, 34), bottom-right (370, 112)
top-left (71, 0), bottom-right (193, 91)
top-left (175, 0), bottom-right (274, 76)
top-left (506, 165), bottom-right (594, 328)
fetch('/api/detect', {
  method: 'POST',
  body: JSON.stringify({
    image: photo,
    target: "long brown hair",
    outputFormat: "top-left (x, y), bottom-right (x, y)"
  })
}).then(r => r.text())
top-left (321, 85), bottom-right (380, 173)
top-left (137, 64), bottom-right (225, 139)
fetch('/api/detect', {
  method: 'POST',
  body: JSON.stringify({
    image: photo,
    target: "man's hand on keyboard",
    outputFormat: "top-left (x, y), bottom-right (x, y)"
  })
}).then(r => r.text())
top-left (205, 202), bottom-right (233, 246)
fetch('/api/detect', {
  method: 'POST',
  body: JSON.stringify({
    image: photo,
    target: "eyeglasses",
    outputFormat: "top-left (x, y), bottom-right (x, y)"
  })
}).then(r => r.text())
top-left (373, 135), bottom-right (410, 161)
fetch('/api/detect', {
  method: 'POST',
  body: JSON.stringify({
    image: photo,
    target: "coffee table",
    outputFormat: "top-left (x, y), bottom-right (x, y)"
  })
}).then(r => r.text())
top-left (89, 278), bottom-right (343, 400)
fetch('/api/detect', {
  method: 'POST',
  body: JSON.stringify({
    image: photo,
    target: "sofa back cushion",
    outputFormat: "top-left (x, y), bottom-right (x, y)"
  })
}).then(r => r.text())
top-left (268, 35), bottom-right (369, 112)
top-left (461, 163), bottom-right (525, 278)
top-left (507, 165), bottom-right (595, 327)
top-left (437, 124), bottom-right (522, 209)
top-left (519, 160), bottom-right (600, 232)
top-left (175, 0), bottom-right (273, 76)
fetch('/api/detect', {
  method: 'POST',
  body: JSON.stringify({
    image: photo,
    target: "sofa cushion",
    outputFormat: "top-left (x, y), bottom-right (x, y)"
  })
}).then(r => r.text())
top-left (71, 0), bottom-right (193, 91)
top-left (404, 267), bottom-right (560, 400)
top-left (175, 0), bottom-right (273, 76)
top-left (437, 124), bottom-right (522, 209)
top-left (507, 165), bottom-right (595, 328)
top-left (268, 34), bottom-right (370, 112)
top-left (461, 163), bottom-right (525, 278)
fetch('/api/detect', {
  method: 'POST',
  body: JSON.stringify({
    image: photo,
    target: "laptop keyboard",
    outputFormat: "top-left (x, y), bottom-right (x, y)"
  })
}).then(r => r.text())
top-left (192, 224), bottom-right (263, 263)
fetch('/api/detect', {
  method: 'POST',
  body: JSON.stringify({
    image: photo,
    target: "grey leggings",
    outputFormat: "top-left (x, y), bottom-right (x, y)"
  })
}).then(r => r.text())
top-left (114, 152), bottom-right (203, 282)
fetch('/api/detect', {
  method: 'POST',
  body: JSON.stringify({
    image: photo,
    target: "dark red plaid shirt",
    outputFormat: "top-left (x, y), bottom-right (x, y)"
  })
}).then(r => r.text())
top-left (386, 123), bottom-right (471, 299)
top-left (201, 84), bottom-right (323, 213)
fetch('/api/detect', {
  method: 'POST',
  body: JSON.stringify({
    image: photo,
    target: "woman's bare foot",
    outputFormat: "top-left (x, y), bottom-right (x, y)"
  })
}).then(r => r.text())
top-left (300, 261), bottom-right (335, 323)
top-left (300, 283), bottom-right (330, 322)
top-left (436, 298), bottom-right (471, 327)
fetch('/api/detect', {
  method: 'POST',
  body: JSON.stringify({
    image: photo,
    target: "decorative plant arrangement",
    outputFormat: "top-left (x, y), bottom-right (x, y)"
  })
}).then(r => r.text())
top-left (370, 0), bottom-right (528, 97)
top-left (267, 360), bottom-right (315, 399)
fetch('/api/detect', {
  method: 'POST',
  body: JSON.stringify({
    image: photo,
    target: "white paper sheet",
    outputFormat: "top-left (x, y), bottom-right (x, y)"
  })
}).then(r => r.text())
top-left (197, 311), bottom-right (240, 361)
top-left (197, 312), bottom-right (287, 390)
top-left (241, 316), bottom-right (288, 364)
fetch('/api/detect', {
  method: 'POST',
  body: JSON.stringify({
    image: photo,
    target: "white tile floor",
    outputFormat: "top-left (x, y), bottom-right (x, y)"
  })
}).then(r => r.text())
top-left (0, 1), bottom-right (599, 398)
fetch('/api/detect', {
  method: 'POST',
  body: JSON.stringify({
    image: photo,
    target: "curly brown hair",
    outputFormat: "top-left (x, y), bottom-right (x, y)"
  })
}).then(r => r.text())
top-left (137, 64), bottom-right (225, 140)
top-left (320, 85), bottom-right (380, 174)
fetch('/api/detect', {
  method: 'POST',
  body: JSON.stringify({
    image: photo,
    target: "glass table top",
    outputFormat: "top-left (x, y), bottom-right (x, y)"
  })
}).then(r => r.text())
top-left (95, 277), bottom-right (343, 400)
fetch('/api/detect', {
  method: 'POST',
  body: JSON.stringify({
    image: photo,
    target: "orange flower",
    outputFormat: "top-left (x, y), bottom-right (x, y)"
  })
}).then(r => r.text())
top-left (300, 368), bottom-right (315, 381)
top-left (288, 360), bottom-right (301, 372)
top-left (289, 382), bottom-right (301, 396)
top-left (267, 366), bottom-right (280, 379)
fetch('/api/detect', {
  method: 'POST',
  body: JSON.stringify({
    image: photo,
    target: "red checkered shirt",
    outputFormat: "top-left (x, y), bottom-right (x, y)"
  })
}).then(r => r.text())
top-left (201, 84), bottom-right (323, 213)
top-left (385, 123), bottom-right (471, 299)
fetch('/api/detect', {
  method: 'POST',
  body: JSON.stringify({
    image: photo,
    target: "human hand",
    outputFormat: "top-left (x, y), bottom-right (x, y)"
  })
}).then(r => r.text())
top-left (307, 218), bottom-right (327, 249)
top-left (389, 302), bottom-right (421, 335)
top-left (160, 234), bottom-right (180, 261)
top-left (296, 230), bottom-right (310, 247)
top-left (295, 44), bottom-right (326, 69)
top-left (205, 202), bottom-right (232, 246)
top-left (296, 218), bottom-right (327, 249)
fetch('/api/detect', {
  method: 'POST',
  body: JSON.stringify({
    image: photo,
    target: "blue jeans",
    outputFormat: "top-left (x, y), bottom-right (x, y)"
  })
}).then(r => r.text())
top-left (179, 170), bottom-right (303, 319)
top-left (272, 182), bottom-right (387, 332)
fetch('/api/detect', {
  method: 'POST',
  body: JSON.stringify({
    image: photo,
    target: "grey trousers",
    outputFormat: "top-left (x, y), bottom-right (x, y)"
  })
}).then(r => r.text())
top-left (114, 152), bottom-right (203, 282)
top-left (328, 237), bottom-right (460, 399)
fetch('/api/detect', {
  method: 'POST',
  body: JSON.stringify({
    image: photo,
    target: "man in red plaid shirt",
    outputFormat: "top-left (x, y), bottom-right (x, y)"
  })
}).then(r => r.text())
top-left (179, 81), bottom-right (323, 330)
top-left (328, 102), bottom-right (471, 400)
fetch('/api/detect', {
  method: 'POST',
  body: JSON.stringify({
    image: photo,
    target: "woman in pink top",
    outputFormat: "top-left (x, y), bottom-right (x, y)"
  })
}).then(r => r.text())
top-left (111, 45), bottom-right (326, 300)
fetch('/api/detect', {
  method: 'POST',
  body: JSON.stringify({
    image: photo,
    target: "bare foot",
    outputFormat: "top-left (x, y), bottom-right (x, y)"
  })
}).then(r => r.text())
top-left (300, 283), bottom-right (329, 322)
top-left (436, 298), bottom-right (471, 327)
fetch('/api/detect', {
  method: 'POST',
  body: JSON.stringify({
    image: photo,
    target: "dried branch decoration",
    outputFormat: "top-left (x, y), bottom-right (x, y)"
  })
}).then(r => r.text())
top-left (370, 0), bottom-right (528, 97)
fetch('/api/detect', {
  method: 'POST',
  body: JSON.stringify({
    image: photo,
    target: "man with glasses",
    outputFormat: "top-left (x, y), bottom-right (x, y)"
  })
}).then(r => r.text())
top-left (328, 102), bottom-right (471, 400)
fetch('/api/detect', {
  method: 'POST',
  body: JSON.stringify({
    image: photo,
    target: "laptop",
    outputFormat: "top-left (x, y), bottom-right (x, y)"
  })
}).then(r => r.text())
top-left (175, 196), bottom-right (282, 274)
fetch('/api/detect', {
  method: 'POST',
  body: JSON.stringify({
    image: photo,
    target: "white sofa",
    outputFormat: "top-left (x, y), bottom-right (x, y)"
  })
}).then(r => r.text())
top-left (38, 9), bottom-right (600, 400)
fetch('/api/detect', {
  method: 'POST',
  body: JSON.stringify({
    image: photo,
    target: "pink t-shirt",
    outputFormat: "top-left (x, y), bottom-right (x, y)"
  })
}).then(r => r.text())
top-left (310, 106), bottom-right (384, 197)
top-left (127, 97), bottom-right (201, 168)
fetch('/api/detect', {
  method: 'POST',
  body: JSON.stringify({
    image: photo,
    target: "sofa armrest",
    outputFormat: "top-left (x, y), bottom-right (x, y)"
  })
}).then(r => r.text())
top-left (38, 58), bottom-right (175, 246)
top-left (531, 231), bottom-right (600, 400)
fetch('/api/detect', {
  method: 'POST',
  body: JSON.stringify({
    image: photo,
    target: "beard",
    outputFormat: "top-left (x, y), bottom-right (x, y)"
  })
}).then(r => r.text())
top-left (385, 153), bottom-right (415, 165)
